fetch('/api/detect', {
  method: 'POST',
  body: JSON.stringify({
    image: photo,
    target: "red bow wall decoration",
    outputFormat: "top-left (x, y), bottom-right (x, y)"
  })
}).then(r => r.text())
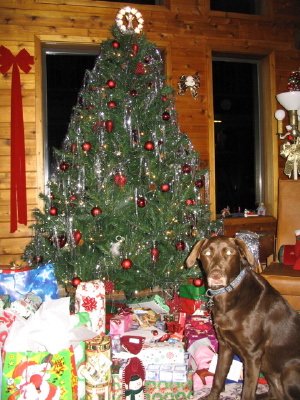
top-left (0, 46), bottom-right (34, 233)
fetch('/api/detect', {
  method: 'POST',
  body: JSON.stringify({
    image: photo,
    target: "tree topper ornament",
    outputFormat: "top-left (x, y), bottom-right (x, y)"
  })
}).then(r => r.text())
top-left (178, 72), bottom-right (200, 99)
top-left (116, 7), bottom-right (144, 34)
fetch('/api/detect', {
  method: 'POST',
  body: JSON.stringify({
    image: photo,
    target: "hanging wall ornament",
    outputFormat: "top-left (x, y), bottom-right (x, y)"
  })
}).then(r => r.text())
top-left (0, 46), bottom-right (34, 232)
top-left (177, 72), bottom-right (200, 99)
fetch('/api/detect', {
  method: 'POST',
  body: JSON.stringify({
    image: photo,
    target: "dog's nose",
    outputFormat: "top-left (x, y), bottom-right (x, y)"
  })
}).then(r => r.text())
top-left (209, 270), bottom-right (223, 280)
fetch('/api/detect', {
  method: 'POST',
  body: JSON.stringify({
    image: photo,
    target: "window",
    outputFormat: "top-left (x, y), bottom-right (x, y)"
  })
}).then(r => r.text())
top-left (43, 47), bottom-right (98, 183)
top-left (210, 0), bottom-right (262, 15)
top-left (212, 57), bottom-right (262, 214)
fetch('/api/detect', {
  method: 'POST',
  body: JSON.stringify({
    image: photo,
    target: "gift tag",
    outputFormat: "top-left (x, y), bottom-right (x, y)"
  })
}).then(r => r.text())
top-left (208, 353), bottom-right (243, 382)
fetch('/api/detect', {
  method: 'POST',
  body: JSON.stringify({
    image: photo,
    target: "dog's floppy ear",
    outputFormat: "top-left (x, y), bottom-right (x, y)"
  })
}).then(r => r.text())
top-left (185, 239), bottom-right (207, 268)
top-left (234, 238), bottom-right (261, 273)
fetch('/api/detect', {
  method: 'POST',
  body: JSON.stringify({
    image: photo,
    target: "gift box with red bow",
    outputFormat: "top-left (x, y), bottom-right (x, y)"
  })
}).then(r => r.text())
top-left (110, 312), bottom-right (133, 335)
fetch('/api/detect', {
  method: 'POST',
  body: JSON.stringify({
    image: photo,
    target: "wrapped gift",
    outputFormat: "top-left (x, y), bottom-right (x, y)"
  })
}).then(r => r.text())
top-left (0, 295), bottom-right (10, 309)
top-left (75, 280), bottom-right (106, 334)
top-left (0, 309), bottom-right (16, 353)
top-left (179, 283), bottom-right (206, 300)
top-left (184, 316), bottom-right (217, 351)
top-left (137, 341), bottom-right (185, 366)
top-left (10, 293), bottom-right (42, 319)
top-left (71, 312), bottom-right (92, 400)
top-left (0, 264), bottom-right (59, 301)
top-left (179, 297), bottom-right (203, 314)
top-left (128, 295), bottom-right (169, 314)
top-left (146, 364), bottom-right (188, 383)
top-left (1, 348), bottom-right (77, 399)
top-left (110, 313), bottom-right (133, 335)
top-left (112, 368), bottom-right (193, 400)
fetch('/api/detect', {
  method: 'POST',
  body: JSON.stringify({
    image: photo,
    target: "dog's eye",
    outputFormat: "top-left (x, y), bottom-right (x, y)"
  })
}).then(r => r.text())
top-left (225, 249), bottom-right (233, 255)
top-left (203, 250), bottom-right (211, 256)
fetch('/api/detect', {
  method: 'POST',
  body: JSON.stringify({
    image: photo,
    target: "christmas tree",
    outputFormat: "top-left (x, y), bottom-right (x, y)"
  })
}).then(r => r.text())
top-left (23, 7), bottom-right (219, 294)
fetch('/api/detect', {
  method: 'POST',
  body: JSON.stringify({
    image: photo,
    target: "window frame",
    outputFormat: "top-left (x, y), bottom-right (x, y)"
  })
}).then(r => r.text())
top-left (205, 43), bottom-right (278, 218)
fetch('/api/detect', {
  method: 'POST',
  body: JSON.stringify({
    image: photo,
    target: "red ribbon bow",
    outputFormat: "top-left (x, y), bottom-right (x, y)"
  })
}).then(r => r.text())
top-left (0, 46), bottom-right (34, 232)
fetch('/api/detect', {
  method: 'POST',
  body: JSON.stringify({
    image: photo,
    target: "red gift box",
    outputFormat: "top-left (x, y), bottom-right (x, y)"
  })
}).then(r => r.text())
top-left (179, 297), bottom-right (202, 314)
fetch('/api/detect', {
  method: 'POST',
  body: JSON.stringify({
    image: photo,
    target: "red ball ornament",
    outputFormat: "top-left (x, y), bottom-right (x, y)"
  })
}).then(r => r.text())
top-left (114, 173), bottom-right (127, 187)
top-left (70, 194), bottom-right (77, 202)
top-left (33, 255), bottom-right (43, 264)
top-left (194, 179), bottom-right (204, 188)
top-left (82, 142), bottom-right (92, 152)
top-left (107, 100), bottom-right (117, 109)
top-left (59, 161), bottom-right (69, 171)
top-left (185, 198), bottom-right (196, 206)
top-left (137, 196), bottom-right (147, 208)
top-left (182, 164), bottom-right (192, 174)
top-left (144, 141), bottom-right (155, 151)
top-left (130, 89), bottom-right (138, 97)
top-left (107, 79), bottom-right (116, 89)
top-left (150, 247), bottom-right (160, 262)
top-left (104, 280), bottom-right (115, 294)
top-left (91, 206), bottom-right (102, 216)
top-left (132, 43), bottom-right (139, 56)
top-left (73, 230), bottom-right (82, 245)
top-left (175, 240), bottom-right (186, 251)
top-left (112, 40), bottom-right (120, 49)
top-left (57, 235), bottom-right (67, 248)
top-left (70, 143), bottom-right (77, 153)
top-left (49, 206), bottom-right (58, 216)
top-left (105, 120), bottom-right (114, 133)
top-left (71, 276), bottom-right (82, 287)
top-left (162, 111), bottom-right (170, 121)
top-left (160, 183), bottom-right (170, 192)
top-left (135, 62), bottom-right (145, 75)
top-left (93, 120), bottom-right (104, 131)
top-left (161, 95), bottom-right (168, 102)
top-left (193, 278), bottom-right (203, 287)
top-left (121, 258), bottom-right (133, 270)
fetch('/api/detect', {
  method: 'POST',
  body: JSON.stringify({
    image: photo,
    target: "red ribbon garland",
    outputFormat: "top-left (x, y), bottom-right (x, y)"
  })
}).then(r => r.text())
top-left (0, 46), bottom-right (34, 233)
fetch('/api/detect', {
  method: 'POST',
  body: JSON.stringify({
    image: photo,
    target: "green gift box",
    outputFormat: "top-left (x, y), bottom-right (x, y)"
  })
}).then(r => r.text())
top-left (179, 283), bottom-right (206, 300)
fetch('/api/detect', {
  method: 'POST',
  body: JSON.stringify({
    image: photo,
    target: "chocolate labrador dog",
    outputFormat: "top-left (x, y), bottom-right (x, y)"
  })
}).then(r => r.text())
top-left (186, 236), bottom-right (300, 400)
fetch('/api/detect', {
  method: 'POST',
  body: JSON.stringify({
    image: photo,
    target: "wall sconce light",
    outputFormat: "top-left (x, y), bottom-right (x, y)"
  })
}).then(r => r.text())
top-left (177, 72), bottom-right (200, 99)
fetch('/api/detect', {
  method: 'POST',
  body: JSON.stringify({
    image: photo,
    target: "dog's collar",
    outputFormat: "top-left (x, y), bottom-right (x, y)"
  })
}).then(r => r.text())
top-left (206, 267), bottom-right (249, 298)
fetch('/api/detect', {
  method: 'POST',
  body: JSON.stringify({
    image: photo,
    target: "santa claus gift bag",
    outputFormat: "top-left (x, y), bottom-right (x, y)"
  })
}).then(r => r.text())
top-left (1, 348), bottom-right (77, 400)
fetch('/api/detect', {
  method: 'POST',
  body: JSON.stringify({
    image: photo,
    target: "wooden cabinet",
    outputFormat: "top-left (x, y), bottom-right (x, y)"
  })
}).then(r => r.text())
top-left (222, 216), bottom-right (277, 265)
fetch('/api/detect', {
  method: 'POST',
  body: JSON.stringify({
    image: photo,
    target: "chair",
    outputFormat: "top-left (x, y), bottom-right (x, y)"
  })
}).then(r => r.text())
top-left (261, 179), bottom-right (300, 311)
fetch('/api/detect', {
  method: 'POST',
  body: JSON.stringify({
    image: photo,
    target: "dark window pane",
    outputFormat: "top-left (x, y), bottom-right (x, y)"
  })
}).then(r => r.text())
top-left (46, 54), bottom-right (96, 176)
top-left (210, 0), bottom-right (261, 15)
top-left (96, 0), bottom-right (163, 4)
top-left (213, 60), bottom-right (258, 213)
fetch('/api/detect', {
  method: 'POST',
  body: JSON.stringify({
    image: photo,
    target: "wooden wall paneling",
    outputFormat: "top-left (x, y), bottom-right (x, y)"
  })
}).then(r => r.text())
top-left (0, 0), bottom-right (300, 264)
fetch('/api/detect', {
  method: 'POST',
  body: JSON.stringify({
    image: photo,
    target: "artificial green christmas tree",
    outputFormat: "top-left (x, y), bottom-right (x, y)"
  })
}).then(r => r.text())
top-left (23, 7), bottom-right (218, 294)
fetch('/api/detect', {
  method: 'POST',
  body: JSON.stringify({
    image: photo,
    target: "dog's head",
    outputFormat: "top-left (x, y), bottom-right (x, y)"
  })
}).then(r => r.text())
top-left (185, 236), bottom-right (258, 289)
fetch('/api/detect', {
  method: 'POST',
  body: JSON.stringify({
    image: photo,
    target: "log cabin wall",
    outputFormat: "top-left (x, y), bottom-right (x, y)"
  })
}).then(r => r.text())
top-left (0, 0), bottom-right (300, 265)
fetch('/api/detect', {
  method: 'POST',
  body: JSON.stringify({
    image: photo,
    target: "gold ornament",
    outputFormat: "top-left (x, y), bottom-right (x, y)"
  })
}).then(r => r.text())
top-left (280, 137), bottom-right (300, 179)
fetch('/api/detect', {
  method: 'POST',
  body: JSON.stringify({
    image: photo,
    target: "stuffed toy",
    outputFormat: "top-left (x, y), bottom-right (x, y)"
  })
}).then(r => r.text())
top-left (278, 229), bottom-right (300, 270)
